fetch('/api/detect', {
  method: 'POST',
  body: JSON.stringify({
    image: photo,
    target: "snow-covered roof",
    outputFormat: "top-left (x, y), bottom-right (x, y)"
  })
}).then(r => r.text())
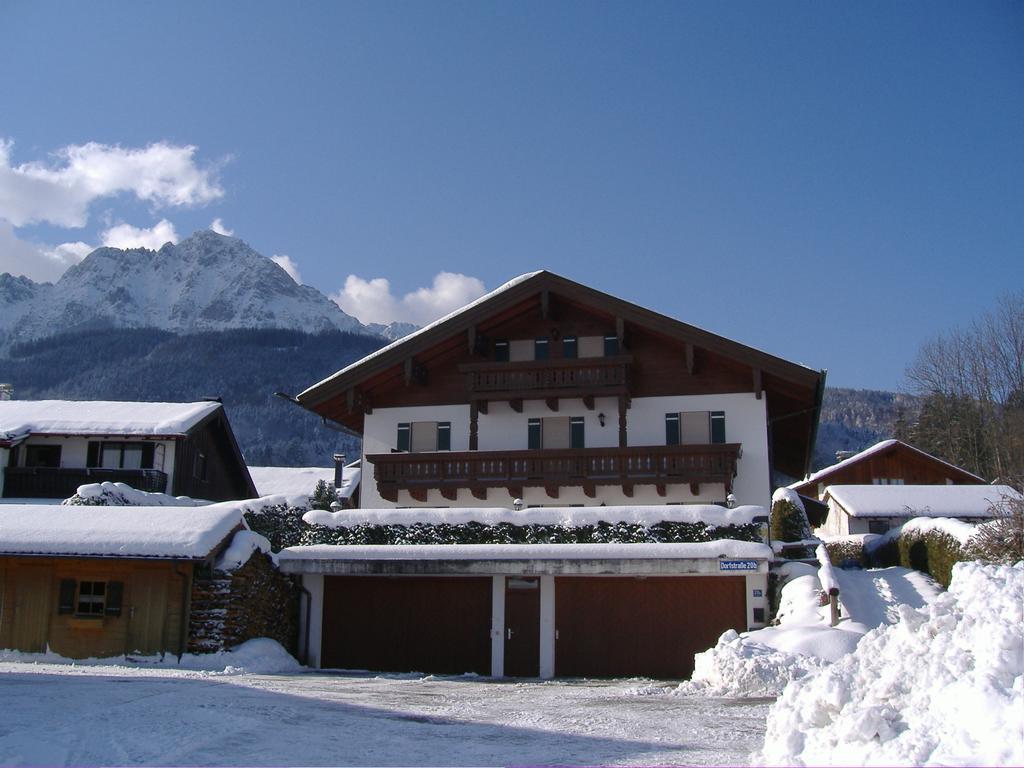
top-left (302, 503), bottom-right (766, 529)
top-left (823, 484), bottom-right (1020, 519)
top-left (299, 271), bottom-right (543, 399)
top-left (790, 440), bottom-right (985, 488)
top-left (279, 540), bottom-right (773, 563)
top-left (0, 502), bottom-right (245, 559)
top-left (0, 400), bottom-right (221, 443)
top-left (247, 463), bottom-right (361, 500)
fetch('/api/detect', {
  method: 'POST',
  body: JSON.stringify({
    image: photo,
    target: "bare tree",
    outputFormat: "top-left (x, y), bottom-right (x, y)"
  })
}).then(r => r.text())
top-left (967, 487), bottom-right (1024, 564)
top-left (905, 291), bottom-right (1024, 483)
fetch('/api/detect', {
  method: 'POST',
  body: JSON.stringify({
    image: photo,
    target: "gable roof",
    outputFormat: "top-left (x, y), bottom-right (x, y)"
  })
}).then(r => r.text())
top-left (0, 400), bottom-right (223, 445)
top-left (823, 484), bottom-right (1020, 519)
top-left (790, 439), bottom-right (986, 490)
top-left (296, 270), bottom-right (827, 478)
top-left (0, 502), bottom-right (245, 559)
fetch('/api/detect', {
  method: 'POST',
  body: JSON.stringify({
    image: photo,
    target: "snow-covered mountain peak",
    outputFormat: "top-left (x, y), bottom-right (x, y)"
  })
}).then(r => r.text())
top-left (1, 230), bottom-right (371, 344)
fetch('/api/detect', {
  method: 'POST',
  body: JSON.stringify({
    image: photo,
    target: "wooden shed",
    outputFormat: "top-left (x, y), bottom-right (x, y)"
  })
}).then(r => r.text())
top-left (0, 503), bottom-right (250, 659)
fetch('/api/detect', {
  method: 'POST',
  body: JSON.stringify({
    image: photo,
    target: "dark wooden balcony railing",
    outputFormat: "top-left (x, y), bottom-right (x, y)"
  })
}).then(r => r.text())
top-left (2, 467), bottom-right (169, 499)
top-left (458, 356), bottom-right (632, 400)
top-left (368, 443), bottom-right (741, 502)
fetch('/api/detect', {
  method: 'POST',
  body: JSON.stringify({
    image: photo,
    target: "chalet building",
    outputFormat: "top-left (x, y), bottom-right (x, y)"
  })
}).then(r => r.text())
top-left (0, 504), bottom-right (293, 659)
top-left (280, 272), bottom-right (823, 679)
top-left (296, 271), bottom-right (827, 510)
top-left (0, 400), bottom-right (257, 502)
top-left (816, 484), bottom-right (1020, 537)
top-left (789, 439), bottom-right (986, 502)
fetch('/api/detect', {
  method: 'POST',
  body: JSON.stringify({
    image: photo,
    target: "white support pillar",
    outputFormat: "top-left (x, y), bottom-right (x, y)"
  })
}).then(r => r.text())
top-left (490, 575), bottom-right (505, 678)
top-left (539, 575), bottom-right (556, 679)
top-left (300, 574), bottom-right (324, 669)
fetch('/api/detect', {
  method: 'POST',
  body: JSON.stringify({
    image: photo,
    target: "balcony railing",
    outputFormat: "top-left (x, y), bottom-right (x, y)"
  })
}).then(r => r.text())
top-left (2, 467), bottom-right (169, 499)
top-left (458, 356), bottom-right (632, 401)
top-left (368, 443), bottom-right (741, 502)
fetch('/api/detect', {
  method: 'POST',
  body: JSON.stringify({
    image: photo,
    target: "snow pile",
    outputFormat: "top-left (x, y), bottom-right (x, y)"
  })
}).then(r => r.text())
top-left (303, 503), bottom-right (765, 529)
top-left (678, 563), bottom-right (858, 698)
top-left (0, 638), bottom-right (301, 675)
top-left (64, 481), bottom-right (209, 507)
top-left (214, 530), bottom-right (275, 571)
top-left (759, 562), bottom-right (1024, 766)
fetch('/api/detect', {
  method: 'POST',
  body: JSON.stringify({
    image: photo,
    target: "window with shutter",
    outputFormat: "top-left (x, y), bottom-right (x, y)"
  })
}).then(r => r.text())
top-left (534, 338), bottom-right (549, 360)
top-left (410, 422), bottom-right (438, 453)
top-left (436, 422), bottom-right (451, 451)
top-left (562, 336), bottom-right (577, 359)
top-left (665, 413), bottom-right (680, 445)
top-left (528, 418), bottom-right (542, 450)
top-left (710, 411), bottom-right (726, 444)
top-left (77, 581), bottom-right (106, 616)
top-left (570, 417), bottom-right (585, 449)
top-left (680, 411), bottom-right (710, 444)
top-left (542, 417), bottom-right (571, 449)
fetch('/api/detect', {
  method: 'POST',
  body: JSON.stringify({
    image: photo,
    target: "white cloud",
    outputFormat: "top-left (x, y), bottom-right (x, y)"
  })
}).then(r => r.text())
top-left (271, 254), bottom-right (302, 284)
top-left (100, 219), bottom-right (179, 251)
top-left (0, 221), bottom-right (92, 282)
top-left (210, 218), bottom-right (233, 236)
top-left (332, 271), bottom-right (487, 326)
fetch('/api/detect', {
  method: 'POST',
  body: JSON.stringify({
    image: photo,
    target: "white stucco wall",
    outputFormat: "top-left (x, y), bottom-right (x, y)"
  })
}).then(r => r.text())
top-left (360, 392), bottom-right (771, 509)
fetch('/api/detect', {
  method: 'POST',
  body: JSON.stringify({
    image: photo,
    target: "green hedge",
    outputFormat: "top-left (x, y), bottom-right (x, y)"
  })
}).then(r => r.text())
top-left (824, 539), bottom-right (868, 568)
top-left (244, 505), bottom-right (762, 552)
top-left (869, 530), bottom-right (965, 588)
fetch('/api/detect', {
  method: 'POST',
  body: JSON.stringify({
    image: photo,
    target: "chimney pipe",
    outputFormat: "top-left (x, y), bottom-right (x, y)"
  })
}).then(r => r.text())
top-left (333, 453), bottom-right (345, 489)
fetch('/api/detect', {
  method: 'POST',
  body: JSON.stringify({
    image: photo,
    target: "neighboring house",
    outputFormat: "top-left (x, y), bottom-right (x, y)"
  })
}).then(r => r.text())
top-left (0, 503), bottom-right (294, 659)
top-left (247, 459), bottom-right (361, 507)
top-left (280, 271), bottom-right (821, 679)
top-left (0, 400), bottom-right (257, 502)
top-left (789, 439), bottom-right (986, 501)
top-left (816, 484), bottom-right (1020, 537)
top-left (296, 271), bottom-right (826, 510)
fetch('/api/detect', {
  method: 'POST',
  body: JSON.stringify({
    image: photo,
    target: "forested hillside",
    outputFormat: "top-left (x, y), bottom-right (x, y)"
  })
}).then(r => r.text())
top-left (1, 328), bottom-right (385, 466)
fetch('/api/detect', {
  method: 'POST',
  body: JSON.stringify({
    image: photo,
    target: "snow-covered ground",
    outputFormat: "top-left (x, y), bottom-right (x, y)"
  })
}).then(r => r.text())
top-left (0, 663), bottom-right (769, 766)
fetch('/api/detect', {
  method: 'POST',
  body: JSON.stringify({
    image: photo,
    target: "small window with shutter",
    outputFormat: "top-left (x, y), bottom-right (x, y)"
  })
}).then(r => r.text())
top-left (76, 581), bottom-right (106, 616)
top-left (710, 411), bottom-right (726, 444)
top-left (665, 413), bottom-right (680, 445)
top-left (570, 417), bottom-right (585, 449)
top-left (528, 418), bottom-right (542, 450)
top-left (436, 422), bottom-right (451, 451)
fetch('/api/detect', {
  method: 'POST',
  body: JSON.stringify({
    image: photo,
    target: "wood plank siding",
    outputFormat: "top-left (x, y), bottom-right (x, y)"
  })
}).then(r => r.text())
top-left (0, 557), bottom-right (191, 658)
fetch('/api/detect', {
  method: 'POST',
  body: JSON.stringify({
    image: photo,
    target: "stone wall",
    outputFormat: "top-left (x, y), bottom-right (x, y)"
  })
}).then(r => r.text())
top-left (188, 552), bottom-right (298, 655)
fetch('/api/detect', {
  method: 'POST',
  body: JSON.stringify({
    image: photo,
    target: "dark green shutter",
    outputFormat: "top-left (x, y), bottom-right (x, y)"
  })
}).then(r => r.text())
top-left (711, 411), bottom-right (726, 444)
top-left (528, 418), bottom-right (542, 450)
top-left (494, 340), bottom-right (509, 362)
top-left (604, 334), bottom-right (619, 356)
top-left (570, 417), bottom-right (585, 449)
top-left (58, 579), bottom-right (76, 614)
top-left (105, 581), bottom-right (124, 617)
top-left (534, 338), bottom-right (549, 360)
top-left (665, 413), bottom-right (680, 445)
top-left (397, 423), bottom-right (410, 452)
top-left (86, 442), bottom-right (101, 468)
top-left (436, 422), bottom-right (451, 451)
top-left (563, 336), bottom-right (577, 358)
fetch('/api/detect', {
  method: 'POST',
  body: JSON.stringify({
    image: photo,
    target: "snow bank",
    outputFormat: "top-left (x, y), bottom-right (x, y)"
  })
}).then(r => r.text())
top-left (214, 530), bottom-right (275, 571)
top-left (759, 562), bottom-right (1024, 766)
top-left (302, 503), bottom-right (765, 529)
top-left (64, 481), bottom-right (209, 507)
top-left (0, 638), bottom-right (301, 675)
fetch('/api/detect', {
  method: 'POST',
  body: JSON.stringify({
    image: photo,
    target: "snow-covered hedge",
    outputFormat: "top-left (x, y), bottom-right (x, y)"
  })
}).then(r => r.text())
top-left (63, 481), bottom-right (208, 507)
top-left (770, 488), bottom-right (812, 554)
top-left (244, 502), bottom-right (763, 552)
top-left (759, 561), bottom-right (1024, 766)
top-left (868, 518), bottom-right (974, 588)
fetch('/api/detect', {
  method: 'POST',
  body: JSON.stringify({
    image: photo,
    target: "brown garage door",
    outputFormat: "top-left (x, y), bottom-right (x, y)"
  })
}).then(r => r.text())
top-left (322, 576), bottom-right (492, 675)
top-left (555, 576), bottom-right (746, 680)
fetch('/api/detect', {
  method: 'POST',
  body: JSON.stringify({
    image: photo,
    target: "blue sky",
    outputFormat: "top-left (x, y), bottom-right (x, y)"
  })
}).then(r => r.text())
top-left (1, 1), bottom-right (1021, 390)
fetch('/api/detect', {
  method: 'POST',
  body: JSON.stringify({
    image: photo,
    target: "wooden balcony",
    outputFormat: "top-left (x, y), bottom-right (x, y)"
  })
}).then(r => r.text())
top-left (368, 443), bottom-right (741, 502)
top-left (2, 467), bottom-right (169, 499)
top-left (459, 356), bottom-right (632, 409)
